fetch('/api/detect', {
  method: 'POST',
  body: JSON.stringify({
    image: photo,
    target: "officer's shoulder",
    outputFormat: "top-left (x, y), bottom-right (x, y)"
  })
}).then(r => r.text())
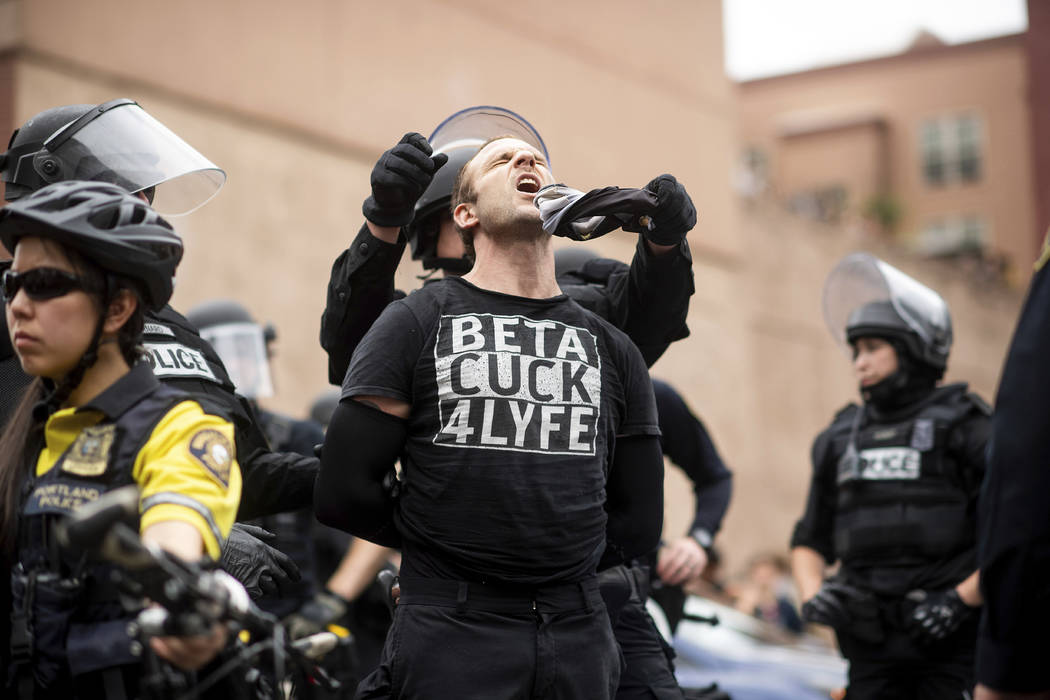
top-left (813, 403), bottom-right (859, 443)
top-left (147, 305), bottom-right (200, 335)
top-left (831, 402), bottom-right (860, 425)
top-left (933, 382), bottom-right (992, 417)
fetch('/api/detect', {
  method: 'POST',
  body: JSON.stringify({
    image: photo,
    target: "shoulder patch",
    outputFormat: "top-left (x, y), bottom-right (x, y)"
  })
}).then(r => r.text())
top-left (62, 425), bottom-right (116, 476)
top-left (188, 429), bottom-right (234, 488)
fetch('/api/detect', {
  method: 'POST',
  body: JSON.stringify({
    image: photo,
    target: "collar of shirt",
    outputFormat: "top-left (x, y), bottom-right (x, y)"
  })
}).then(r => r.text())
top-left (76, 361), bottom-right (161, 420)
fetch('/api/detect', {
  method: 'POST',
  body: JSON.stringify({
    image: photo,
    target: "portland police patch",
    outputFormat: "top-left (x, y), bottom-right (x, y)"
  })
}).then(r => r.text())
top-left (188, 429), bottom-right (233, 488)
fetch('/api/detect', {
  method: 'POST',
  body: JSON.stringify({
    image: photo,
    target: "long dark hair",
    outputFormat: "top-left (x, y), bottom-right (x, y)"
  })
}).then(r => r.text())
top-left (0, 241), bottom-right (146, 554)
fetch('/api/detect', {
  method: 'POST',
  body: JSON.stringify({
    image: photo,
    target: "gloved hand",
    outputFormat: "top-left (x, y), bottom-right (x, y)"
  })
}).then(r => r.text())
top-left (376, 569), bottom-right (400, 619)
top-left (904, 588), bottom-right (976, 645)
top-left (362, 132), bottom-right (449, 227)
top-left (220, 523), bottom-right (301, 599)
top-left (284, 589), bottom-right (350, 640)
top-left (641, 174), bottom-right (696, 246)
top-left (801, 581), bottom-right (883, 643)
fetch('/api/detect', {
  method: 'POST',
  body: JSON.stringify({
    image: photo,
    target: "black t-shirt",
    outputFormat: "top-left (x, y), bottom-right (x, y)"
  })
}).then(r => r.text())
top-left (343, 277), bottom-right (659, 585)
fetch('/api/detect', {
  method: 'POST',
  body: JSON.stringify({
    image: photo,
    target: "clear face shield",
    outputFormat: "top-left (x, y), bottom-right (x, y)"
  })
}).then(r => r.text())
top-left (428, 105), bottom-right (550, 164)
top-left (37, 99), bottom-right (225, 216)
top-left (198, 322), bottom-right (274, 399)
top-left (822, 252), bottom-right (952, 360)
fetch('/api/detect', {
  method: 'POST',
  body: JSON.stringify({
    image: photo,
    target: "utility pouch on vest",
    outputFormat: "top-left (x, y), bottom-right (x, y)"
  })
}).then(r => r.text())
top-left (11, 570), bottom-right (81, 690)
top-left (67, 618), bottom-right (141, 678)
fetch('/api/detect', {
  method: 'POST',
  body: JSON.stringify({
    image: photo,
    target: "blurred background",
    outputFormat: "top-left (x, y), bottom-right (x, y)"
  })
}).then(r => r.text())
top-left (0, 0), bottom-right (1043, 583)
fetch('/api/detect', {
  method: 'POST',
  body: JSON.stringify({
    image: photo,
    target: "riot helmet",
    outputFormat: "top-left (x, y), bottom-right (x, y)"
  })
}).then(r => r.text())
top-left (185, 299), bottom-right (274, 399)
top-left (407, 106), bottom-right (549, 268)
top-left (0, 180), bottom-right (183, 310)
top-left (823, 252), bottom-right (952, 374)
top-left (309, 388), bottom-right (341, 430)
top-left (1, 99), bottom-right (225, 215)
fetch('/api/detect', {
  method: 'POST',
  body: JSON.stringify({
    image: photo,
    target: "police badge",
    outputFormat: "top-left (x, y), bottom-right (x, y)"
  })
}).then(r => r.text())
top-left (62, 425), bottom-right (116, 476)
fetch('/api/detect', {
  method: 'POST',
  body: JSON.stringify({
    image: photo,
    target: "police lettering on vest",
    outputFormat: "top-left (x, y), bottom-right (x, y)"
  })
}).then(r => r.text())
top-left (144, 341), bottom-right (218, 381)
top-left (435, 313), bottom-right (602, 455)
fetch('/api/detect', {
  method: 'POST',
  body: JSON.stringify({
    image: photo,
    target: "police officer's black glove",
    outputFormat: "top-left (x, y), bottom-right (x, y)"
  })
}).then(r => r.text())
top-left (362, 132), bottom-right (449, 227)
top-left (801, 581), bottom-right (883, 643)
top-left (284, 589), bottom-right (351, 640)
top-left (904, 588), bottom-right (975, 645)
top-left (220, 523), bottom-right (302, 599)
top-left (641, 174), bottom-right (697, 246)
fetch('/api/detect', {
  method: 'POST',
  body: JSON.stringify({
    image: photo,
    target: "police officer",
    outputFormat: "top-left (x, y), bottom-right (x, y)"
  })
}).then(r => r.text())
top-left (0, 181), bottom-right (239, 697)
top-left (975, 235), bottom-right (1050, 699)
top-left (320, 106), bottom-right (696, 382)
top-left (791, 252), bottom-right (990, 699)
top-left (0, 100), bottom-right (318, 523)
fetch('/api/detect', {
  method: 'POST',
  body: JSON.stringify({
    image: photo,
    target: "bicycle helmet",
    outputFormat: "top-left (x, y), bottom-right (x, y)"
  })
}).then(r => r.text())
top-left (0, 180), bottom-right (183, 310)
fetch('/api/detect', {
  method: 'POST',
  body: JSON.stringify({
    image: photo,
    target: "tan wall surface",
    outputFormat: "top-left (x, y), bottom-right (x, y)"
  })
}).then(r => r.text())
top-left (780, 123), bottom-right (885, 208)
top-left (738, 38), bottom-right (1037, 286)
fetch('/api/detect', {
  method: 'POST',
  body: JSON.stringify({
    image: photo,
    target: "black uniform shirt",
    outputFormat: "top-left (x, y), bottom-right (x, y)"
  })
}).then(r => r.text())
top-left (343, 277), bottom-right (660, 586)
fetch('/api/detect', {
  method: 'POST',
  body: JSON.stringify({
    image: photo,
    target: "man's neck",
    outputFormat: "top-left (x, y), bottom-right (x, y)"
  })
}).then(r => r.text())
top-left (462, 230), bottom-right (561, 299)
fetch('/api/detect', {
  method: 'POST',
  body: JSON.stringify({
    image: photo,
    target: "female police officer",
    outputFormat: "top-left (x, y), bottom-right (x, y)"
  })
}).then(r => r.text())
top-left (0, 181), bottom-right (241, 698)
top-left (791, 253), bottom-right (990, 699)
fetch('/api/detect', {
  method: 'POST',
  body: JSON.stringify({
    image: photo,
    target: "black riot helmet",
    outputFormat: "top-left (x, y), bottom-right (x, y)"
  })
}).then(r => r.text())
top-left (0, 180), bottom-right (183, 310)
top-left (1, 104), bottom-right (94, 202)
top-left (185, 298), bottom-right (256, 329)
top-left (185, 299), bottom-right (274, 399)
top-left (309, 388), bottom-right (341, 430)
top-left (1, 99), bottom-right (225, 215)
top-left (406, 106), bottom-right (549, 269)
top-left (824, 253), bottom-right (952, 375)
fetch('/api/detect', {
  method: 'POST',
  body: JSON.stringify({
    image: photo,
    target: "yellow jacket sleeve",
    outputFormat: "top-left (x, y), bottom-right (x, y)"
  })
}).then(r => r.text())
top-left (134, 400), bottom-right (242, 559)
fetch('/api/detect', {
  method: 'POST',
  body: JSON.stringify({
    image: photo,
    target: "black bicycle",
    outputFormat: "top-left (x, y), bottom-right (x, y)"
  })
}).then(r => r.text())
top-left (56, 485), bottom-right (344, 700)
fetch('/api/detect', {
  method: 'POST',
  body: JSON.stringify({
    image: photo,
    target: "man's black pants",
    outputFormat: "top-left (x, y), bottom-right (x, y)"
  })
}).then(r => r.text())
top-left (356, 576), bottom-right (621, 699)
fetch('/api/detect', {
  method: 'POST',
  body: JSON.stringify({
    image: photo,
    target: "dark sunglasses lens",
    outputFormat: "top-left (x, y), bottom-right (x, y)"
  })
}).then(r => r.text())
top-left (2, 269), bottom-right (82, 302)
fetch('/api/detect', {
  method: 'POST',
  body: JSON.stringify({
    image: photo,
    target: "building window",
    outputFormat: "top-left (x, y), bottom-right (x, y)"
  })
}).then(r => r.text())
top-left (919, 114), bottom-right (983, 186)
top-left (916, 215), bottom-right (987, 257)
top-left (788, 185), bottom-right (847, 223)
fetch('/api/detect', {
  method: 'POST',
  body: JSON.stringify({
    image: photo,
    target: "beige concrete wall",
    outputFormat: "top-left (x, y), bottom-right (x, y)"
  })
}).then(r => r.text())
top-left (738, 37), bottom-right (1037, 286)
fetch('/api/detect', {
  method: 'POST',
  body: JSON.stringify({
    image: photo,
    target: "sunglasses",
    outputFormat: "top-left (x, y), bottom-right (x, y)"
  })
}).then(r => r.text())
top-left (1, 267), bottom-right (90, 302)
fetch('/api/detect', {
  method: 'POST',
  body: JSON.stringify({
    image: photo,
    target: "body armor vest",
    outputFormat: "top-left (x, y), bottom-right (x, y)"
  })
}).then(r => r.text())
top-left (11, 382), bottom-right (189, 693)
top-left (830, 384), bottom-right (982, 568)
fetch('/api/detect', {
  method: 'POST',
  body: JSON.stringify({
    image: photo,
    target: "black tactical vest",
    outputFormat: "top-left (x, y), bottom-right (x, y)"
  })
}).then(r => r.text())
top-left (830, 384), bottom-right (985, 568)
top-left (11, 381), bottom-right (189, 693)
